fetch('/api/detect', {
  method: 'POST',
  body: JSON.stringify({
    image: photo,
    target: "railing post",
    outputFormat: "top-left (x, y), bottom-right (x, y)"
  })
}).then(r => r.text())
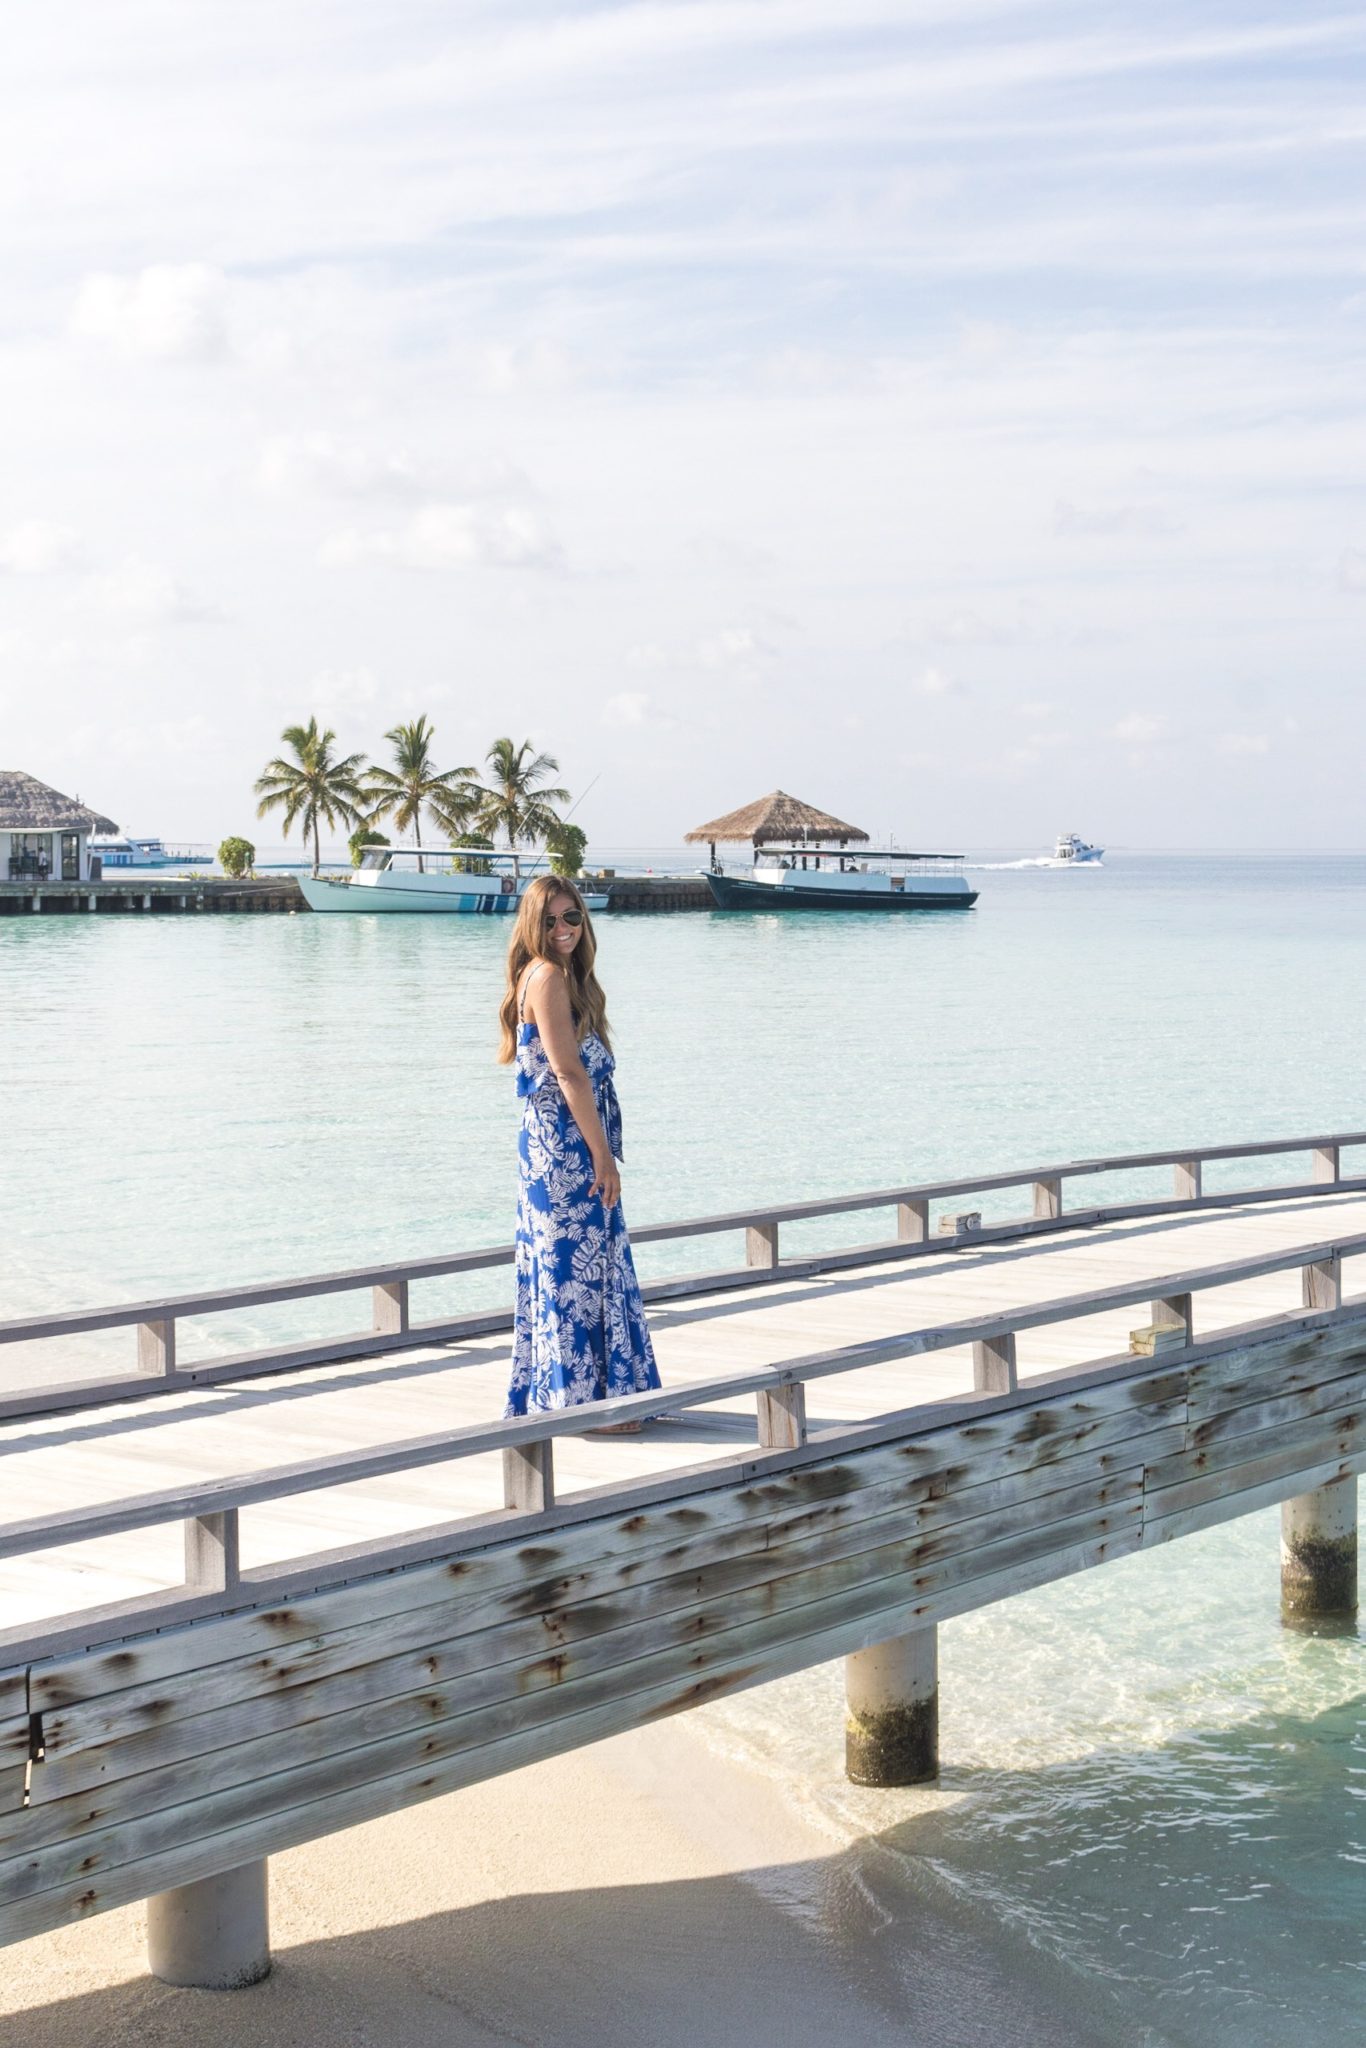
top-left (1302, 1253), bottom-right (1342, 1313)
top-left (503, 1440), bottom-right (555, 1513)
top-left (746, 1222), bottom-right (779, 1269)
top-left (138, 1317), bottom-right (176, 1376)
top-left (756, 1382), bottom-right (807, 1449)
top-left (184, 1510), bottom-right (240, 1593)
top-left (1312, 1144), bottom-right (1340, 1185)
top-left (973, 1331), bottom-right (1017, 1393)
top-left (1174, 1158), bottom-right (1202, 1202)
top-left (1151, 1292), bottom-right (1194, 1344)
top-left (896, 1198), bottom-right (929, 1243)
top-left (372, 1279), bottom-right (410, 1335)
top-left (1032, 1176), bottom-right (1062, 1221)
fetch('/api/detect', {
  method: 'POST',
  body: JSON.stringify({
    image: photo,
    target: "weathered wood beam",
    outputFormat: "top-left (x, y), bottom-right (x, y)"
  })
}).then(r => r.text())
top-left (745, 1221), bottom-right (779, 1269)
top-left (184, 1513), bottom-right (240, 1594)
top-left (1302, 1253), bottom-right (1342, 1313)
top-left (502, 1442), bottom-right (554, 1515)
top-left (756, 1384), bottom-right (807, 1449)
top-left (136, 1318), bottom-right (175, 1377)
top-left (973, 1332), bottom-right (1017, 1394)
top-left (371, 1280), bottom-right (409, 1336)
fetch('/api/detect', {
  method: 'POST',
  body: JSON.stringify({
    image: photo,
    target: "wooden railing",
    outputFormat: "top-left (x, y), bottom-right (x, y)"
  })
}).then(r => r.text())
top-left (1, 1127), bottom-right (1364, 1426)
top-left (2, 1218), bottom-right (1363, 1666)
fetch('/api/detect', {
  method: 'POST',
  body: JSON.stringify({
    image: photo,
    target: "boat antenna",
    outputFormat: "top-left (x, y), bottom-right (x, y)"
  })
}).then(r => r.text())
top-left (562, 772), bottom-right (602, 824)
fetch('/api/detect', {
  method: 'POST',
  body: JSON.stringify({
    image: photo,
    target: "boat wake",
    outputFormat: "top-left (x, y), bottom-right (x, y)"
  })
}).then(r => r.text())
top-left (968, 858), bottom-right (1058, 871)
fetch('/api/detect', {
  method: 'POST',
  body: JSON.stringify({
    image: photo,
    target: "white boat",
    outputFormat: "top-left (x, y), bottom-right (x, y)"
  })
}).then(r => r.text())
top-left (90, 834), bottom-right (212, 869)
top-left (703, 847), bottom-right (977, 911)
top-left (1052, 832), bottom-right (1104, 866)
top-left (298, 848), bottom-right (609, 915)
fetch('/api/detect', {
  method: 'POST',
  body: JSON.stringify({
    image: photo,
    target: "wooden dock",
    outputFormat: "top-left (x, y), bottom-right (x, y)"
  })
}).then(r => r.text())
top-left (0, 1130), bottom-right (1361, 1980)
top-left (0, 878), bottom-right (303, 915)
top-left (0, 875), bottom-right (709, 915)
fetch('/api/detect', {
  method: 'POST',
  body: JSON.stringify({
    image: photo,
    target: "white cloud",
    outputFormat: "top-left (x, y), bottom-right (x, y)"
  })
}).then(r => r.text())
top-left (71, 264), bottom-right (231, 363)
top-left (86, 560), bottom-right (223, 625)
top-left (697, 626), bottom-right (771, 671)
top-left (600, 690), bottom-right (651, 728)
top-left (1055, 498), bottom-right (1179, 538)
top-left (1218, 731), bottom-right (1269, 755)
top-left (0, 520), bottom-right (84, 574)
top-left (308, 668), bottom-right (384, 721)
top-left (319, 503), bottom-right (562, 571)
top-left (1337, 548), bottom-right (1366, 592)
top-left (257, 435), bottom-right (530, 508)
top-left (257, 435), bottom-right (426, 504)
top-left (912, 665), bottom-right (957, 696)
top-left (477, 341), bottom-right (575, 394)
top-left (1113, 713), bottom-right (1167, 743)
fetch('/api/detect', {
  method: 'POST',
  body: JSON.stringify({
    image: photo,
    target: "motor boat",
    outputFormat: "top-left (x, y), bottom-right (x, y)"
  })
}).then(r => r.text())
top-left (298, 848), bottom-right (609, 915)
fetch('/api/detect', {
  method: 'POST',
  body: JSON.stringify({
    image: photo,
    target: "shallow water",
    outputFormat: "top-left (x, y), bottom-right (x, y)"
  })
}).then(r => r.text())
top-left (1, 852), bottom-right (1362, 2038)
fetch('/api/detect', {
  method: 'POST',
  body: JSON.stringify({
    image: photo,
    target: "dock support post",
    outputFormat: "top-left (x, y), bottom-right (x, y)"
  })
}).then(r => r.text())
top-left (1174, 1158), bottom-right (1202, 1202)
top-left (1312, 1144), bottom-right (1340, 1185)
top-left (1281, 1477), bottom-right (1357, 1623)
top-left (845, 1627), bottom-right (938, 1785)
top-left (147, 1860), bottom-right (271, 1988)
top-left (1032, 1175), bottom-right (1062, 1221)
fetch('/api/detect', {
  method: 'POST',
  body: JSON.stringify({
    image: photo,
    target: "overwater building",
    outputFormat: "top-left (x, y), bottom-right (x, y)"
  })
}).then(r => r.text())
top-left (0, 770), bottom-right (117, 884)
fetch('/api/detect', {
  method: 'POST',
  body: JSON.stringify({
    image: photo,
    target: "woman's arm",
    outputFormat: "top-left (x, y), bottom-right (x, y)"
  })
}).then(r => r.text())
top-left (526, 966), bottom-right (621, 1207)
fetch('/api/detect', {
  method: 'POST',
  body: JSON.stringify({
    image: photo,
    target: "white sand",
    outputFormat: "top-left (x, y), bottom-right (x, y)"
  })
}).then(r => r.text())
top-left (1, 1716), bottom-right (1124, 2048)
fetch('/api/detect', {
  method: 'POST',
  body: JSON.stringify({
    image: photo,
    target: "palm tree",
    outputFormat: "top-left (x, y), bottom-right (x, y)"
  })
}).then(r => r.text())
top-left (364, 716), bottom-right (476, 872)
top-left (468, 737), bottom-right (571, 880)
top-left (254, 718), bottom-right (368, 878)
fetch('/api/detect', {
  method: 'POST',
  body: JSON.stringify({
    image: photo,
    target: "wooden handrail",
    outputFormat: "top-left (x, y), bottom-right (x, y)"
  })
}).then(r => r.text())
top-left (1, 1126), bottom-right (1362, 1349)
top-left (3, 1226), bottom-right (1363, 1567)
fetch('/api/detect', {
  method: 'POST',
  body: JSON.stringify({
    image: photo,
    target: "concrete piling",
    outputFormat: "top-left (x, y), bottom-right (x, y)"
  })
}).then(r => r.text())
top-left (147, 1860), bottom-right (271, 1988)
top-left (845, 1626), bottom-right (938, 1785)
top-left (1281, 1477), bottom-right (1357, 1622)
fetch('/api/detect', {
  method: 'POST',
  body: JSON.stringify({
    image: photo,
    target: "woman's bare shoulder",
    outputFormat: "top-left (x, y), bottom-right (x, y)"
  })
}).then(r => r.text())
top-left (520, 961), bottom-right (564, 1012)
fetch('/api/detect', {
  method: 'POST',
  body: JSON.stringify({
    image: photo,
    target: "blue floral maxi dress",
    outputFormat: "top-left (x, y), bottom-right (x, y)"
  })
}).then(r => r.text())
top-left (505, 1016), bottom-right (661, 1415)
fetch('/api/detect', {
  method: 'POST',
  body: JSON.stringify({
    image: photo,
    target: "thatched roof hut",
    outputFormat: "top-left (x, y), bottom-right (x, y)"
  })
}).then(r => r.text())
top-left (0, 771), bottom-right (116, 833)
top-left (685, 789), bottom-right (868, 855)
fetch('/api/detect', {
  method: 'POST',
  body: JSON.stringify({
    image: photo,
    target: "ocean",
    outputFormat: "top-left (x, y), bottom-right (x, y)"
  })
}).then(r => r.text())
top-left (1, 851), bottom-right (1362, 2042)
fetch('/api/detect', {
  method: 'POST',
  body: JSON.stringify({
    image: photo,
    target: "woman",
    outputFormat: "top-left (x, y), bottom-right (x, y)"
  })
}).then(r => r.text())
top-left (499, 873), bottom-right (661, 1427)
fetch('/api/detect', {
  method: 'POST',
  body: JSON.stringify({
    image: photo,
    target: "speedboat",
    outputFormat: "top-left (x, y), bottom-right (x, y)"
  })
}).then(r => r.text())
top-left (1052, 833), bottom-right (1104, 865)
top-left (298, 848), bottom-right (608, 915)
top-left (703, 847), bottom-right (977, 911)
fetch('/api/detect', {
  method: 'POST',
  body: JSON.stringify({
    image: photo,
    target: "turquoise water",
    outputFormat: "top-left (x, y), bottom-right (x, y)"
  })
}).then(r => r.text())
top-left (1, 854), bottom-right (1362, 2039)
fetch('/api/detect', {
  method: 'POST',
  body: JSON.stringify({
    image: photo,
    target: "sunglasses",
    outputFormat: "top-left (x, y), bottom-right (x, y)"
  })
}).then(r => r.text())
top-left (544, 909), bottom-right (583, 929)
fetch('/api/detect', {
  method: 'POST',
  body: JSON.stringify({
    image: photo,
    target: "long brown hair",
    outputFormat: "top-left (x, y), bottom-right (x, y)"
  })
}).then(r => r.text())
top-left (497, 874), bottom-right (612, 1062)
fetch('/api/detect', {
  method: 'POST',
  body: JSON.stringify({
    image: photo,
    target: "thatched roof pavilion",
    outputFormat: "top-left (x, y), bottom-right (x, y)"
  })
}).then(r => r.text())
top-left (0, 771), bottom-right (117, 834)
top-left (0, 772), bottom-right (118, 886)
top-left (685, 789), bottom-right (868, 864)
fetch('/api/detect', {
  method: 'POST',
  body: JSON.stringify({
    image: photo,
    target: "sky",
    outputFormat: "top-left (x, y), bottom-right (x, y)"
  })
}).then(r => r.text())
top-left (1, 1), bottom-right (1364, 850)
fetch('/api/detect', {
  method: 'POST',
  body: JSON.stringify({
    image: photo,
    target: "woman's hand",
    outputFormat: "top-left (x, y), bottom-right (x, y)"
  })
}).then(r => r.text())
top-left (590, 1149), bottom-right (621, 1208)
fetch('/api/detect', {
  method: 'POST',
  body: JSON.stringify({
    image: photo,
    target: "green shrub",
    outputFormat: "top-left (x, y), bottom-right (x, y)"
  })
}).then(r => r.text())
top-left (451, 832), bottom-right (494, 875)
top-left (349, 827), bottom-right (390, 868)
top-left (546, 822), bottom-right (587, 878)
top-left (217, 836), bottom-right (255, 879)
